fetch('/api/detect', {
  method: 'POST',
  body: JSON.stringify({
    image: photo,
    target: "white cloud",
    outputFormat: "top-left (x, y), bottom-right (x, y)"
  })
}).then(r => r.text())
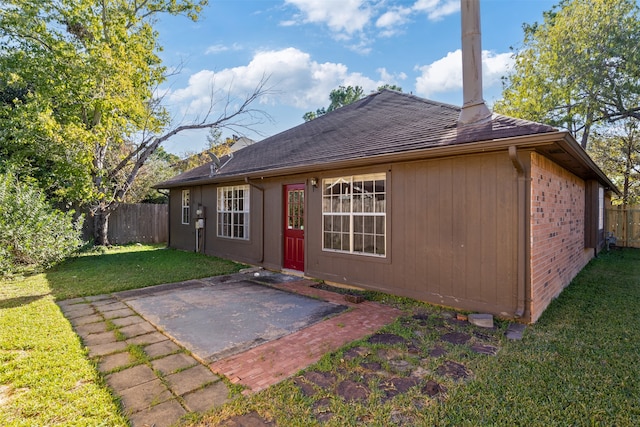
top-left (164, 47), bottom-right (386, 119)
top-left (375, 1), bottom-right (459, 37)
top-left (205, 43), bottom-right (242, 55)
top-left (414, 49), bottom-right (514, 98)
top-left (413, 0), bottom-right (459, 21)
top-left (282, 0), bottom-right (372, 36)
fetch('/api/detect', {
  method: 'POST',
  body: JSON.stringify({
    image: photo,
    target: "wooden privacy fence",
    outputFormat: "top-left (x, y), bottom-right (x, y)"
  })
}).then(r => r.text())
top-left (84, 203), bottom-right (168, 244)
top-left (606, 207), bottom-right (640, 248)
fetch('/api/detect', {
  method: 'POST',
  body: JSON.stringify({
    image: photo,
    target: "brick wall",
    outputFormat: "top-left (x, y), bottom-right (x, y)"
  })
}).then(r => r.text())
top-left (529, 153), bottom-right (594, 322)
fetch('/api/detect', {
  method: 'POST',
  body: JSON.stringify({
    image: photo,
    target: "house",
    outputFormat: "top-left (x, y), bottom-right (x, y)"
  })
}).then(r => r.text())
top-left (156, 1), bottom-right (617, 323)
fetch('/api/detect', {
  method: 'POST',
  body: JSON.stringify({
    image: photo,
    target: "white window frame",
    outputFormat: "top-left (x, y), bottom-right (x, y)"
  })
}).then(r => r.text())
top-left (217, 185), bottom-right (250, 240)
top-left (181, 189), bottom-right (190, 225)
top-left (322, 173), bottom-right (386, 257)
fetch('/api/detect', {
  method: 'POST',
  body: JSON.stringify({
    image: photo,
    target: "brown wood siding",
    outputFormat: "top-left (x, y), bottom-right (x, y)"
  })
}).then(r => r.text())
top-left (169, 187), bottom-right (196, 251)
top-left (305, 152), bottom-right (519, 317)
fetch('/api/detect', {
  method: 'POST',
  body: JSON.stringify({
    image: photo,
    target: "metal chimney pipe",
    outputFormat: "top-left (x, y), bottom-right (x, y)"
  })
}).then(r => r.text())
top-left (458, 0), bottom-right (492, 126)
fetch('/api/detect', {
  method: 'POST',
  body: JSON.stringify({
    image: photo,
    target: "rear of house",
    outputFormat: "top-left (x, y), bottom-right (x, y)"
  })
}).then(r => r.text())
top-left (157, 90), bottom-right (615, 323)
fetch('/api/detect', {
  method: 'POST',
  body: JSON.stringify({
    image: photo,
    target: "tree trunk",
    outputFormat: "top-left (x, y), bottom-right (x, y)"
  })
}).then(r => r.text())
top-left (93, 208), bottom-right (111, 246)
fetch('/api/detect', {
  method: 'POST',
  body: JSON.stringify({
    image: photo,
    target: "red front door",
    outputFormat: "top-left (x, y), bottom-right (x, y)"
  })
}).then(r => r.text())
top-left (284, 184), bottom-right (305, 271)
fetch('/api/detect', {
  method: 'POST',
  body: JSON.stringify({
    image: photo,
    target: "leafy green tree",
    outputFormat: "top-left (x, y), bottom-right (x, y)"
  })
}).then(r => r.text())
top-left (588, 120), bottom-right (640, 207)
top-left (378, 84), bottom-right (402, 92)
top-left (303, 85), bottom-right (403, 121)
top-left (0, 170), bottom-right (83, 276)
top-left (303, 86), bottom-right (365, 121)
top-left (327, 85), bottom-right (365, 112)
top-left (0, 0), bottom-right (269, 245)
top-left (495, 0), bottom-right (640, 148)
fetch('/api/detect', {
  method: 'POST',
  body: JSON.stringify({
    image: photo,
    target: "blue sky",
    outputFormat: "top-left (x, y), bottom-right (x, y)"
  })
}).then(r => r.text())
top-left (155, 0), bottom-right (557, 155)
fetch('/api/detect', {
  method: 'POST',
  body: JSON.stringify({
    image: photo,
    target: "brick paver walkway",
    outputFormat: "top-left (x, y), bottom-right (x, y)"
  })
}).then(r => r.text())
top-left (210, 280), bottom-right (401, 393)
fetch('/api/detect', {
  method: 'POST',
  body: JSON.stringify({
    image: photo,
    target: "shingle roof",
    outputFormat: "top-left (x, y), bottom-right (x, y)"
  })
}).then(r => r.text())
top-left (157, 89), bottom-right (557, 187)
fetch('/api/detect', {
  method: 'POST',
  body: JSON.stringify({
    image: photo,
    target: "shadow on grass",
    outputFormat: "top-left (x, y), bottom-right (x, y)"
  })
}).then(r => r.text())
top-left (0, 293), bottom-right (50, 309)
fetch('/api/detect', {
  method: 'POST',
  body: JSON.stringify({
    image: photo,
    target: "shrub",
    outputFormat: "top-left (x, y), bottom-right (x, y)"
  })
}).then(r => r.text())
top-left (0, 171), bottom-right (84, 276)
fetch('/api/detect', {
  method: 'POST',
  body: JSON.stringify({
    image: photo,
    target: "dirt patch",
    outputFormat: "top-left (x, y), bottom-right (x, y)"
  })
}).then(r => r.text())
top-left (360, 361), bottom-right (382, 371)
top-left (343, 346), bottom-right (371, 360)
top-left (429, 345), bottom-right (448, 357)
top-left (422, 379), bottom-right (446, 397)
top-left (367, 333), bottom-right (408, 346)
top-left (313, 397), bottom-right (334, 422)
top-left (336, 379), bottom-right (370, 402)
top-left (218, 411), bottom-right (275, 426)
top-left (381, 377), bottom-right (419, 400)
top-left (440, 332), bottom-right (471, 345)
top-left (436, 361), bottom-right (472, 381)
top-left (470, 342), bottom-right (498, 355)
top-left (293, 377), bottom-right (317, 397)
top-left (302, 371), bottom-right (337, 389)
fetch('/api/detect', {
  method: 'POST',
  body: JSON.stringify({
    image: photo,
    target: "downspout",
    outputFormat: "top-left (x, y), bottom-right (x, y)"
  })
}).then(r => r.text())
top-left (158, 189), bottom-right (171, 248)
top-left (509, 146), bottom-right (526, 318)
top-left (245, 177), bottom-right (264, 263)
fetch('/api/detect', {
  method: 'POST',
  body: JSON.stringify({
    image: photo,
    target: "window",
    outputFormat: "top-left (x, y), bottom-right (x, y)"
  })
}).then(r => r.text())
top-left (322, 173), bottom-right (386, 256)
top-left (598, 186), bottom-right (604, 231)
top-left (217, 185), bottom-right (250, 239)
top-left (181, 190), bottom-right (190, 225)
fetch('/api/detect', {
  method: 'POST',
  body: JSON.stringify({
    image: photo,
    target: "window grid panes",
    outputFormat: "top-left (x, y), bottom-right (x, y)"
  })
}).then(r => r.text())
top-left (181, 190), bottom-right (190, 225)
top-left (288, 189), bottom-right (304, 230)
top-left (322, 173), bottom-right (386, 256)
top-left (217, 185), bottom-right (250, 239)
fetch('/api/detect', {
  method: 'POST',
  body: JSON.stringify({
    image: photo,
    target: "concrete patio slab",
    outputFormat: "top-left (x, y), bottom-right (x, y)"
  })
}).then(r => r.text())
top-left (118, 280), bottom-right (347, 363)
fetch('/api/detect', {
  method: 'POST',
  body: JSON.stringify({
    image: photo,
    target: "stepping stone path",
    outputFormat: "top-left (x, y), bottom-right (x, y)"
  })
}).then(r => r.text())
top-left (57, 295), bottom-right (230, 427)
top-left (287, 308), bottom-right (511, 424)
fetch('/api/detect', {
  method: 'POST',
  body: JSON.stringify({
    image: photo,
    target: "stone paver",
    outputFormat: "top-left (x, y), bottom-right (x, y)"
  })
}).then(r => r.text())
top-left (506, 322), bottom-right (526, 340)
top-left (118, 378), bottom-right (173, 414)
top-left (165, 364), bottom-right (220, 396)
top-left (107, 364), bottom-right (157, 392)
top-left (63, 306), bottom-right (96, 319)
top-left (111, 315), bottom-right (146, 327)
top-left (70, 314), bottom-right (104, 326)
top-left (128, 399), bottom-right (187, 427)
top-left (102, 308), bottom-right (136, 319)
top-left (88, 341), bottom-right (127, 357)
top-left (98, 352), bottom-right (135, 373)
top-left (119, 322), bottom-right (157, 338)
top-left (182, 380), bottom-right (230, 412)
top-left (144, 340), bottom-right (180, 358)
top-left (74, 322), bottom-right (108, 336)
top-left (151, 353), bottom-right (197, 375)
top-left (59, 272), bottom-right (403, 426)
top-left (126, 331), bottom-right (167, 346)
top-left (81, 330), bottom-right (118, 346)
top-left (94, 301), bottom-right (128, 311)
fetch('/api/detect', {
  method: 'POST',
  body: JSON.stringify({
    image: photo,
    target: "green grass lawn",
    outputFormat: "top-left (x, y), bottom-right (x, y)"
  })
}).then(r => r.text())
top-left (0, 245), bottom-right (244, 426)
top-left (1, 245), bottom-right (639, 426)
